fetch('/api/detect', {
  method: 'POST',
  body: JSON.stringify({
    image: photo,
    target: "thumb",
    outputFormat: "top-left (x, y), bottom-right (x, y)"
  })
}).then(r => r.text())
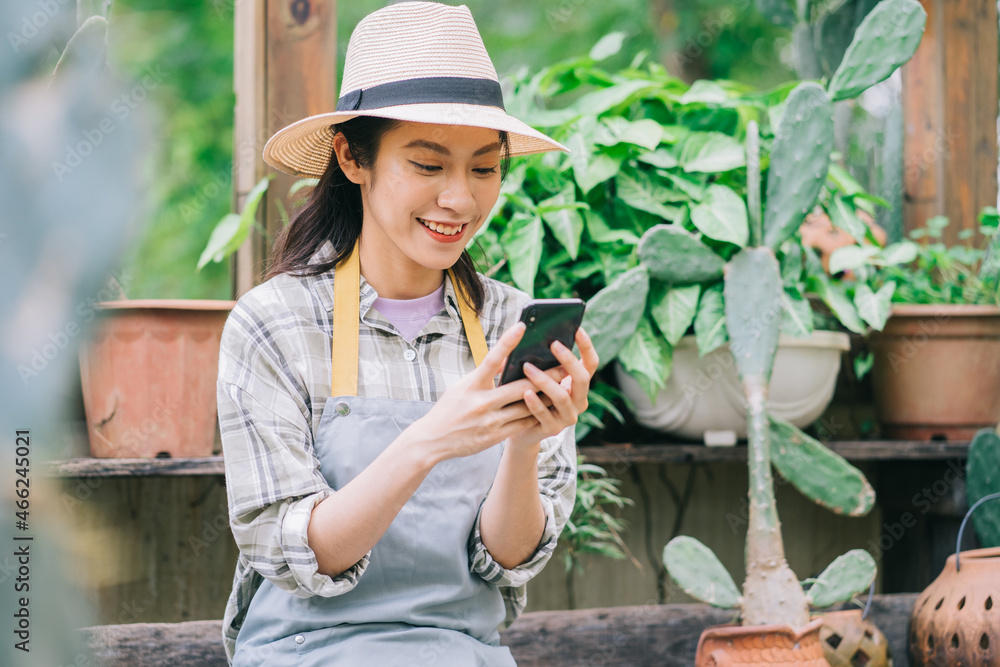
top-left (477, 321), bottom-right (525, 378)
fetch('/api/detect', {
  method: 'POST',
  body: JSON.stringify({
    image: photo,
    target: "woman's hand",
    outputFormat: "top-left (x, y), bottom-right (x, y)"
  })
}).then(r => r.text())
top-left (505, 326), bottom-right (599, 451)
top-left (405, 321), bottom-right (567, 464)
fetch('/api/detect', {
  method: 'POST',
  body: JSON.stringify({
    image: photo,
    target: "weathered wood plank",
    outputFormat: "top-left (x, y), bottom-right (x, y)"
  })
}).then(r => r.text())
top-left (39, 440), bottom-right (971, 477)
top-left (78, 595), bottom-right (920, 667)
top-left (942, 0), bottom-right (975, 243)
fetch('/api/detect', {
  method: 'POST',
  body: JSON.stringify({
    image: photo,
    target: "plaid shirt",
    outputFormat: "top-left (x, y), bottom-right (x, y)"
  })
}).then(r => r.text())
top-left (217, 239), bottom-right (577, 662)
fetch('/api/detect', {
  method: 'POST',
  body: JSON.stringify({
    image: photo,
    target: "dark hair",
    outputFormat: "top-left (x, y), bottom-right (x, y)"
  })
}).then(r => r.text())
top-left (264, 116), bottom-right (511, 315)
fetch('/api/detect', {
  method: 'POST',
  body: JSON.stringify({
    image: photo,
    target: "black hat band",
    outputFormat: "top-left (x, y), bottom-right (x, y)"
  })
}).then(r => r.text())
top-left (336, 76), bottom-right (505, 112)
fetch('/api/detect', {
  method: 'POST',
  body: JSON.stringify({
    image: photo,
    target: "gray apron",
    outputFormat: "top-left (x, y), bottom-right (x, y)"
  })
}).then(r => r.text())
top-left (232, 241), bottom-right (516, 666)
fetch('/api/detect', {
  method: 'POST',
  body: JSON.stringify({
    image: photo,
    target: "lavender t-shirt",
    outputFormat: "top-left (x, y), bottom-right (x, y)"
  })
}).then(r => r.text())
top-left (371, 282), bottom-right (446, 342)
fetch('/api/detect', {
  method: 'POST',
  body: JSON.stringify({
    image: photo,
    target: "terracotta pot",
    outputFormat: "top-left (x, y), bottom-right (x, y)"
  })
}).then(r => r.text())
top-left (819, 610), bottom-right (893, 667)
top-left (695, 618), bottom-right (829, 666)
top-left (868, 304), bottom-right (1000, 440)
top-left (910, 546), bottom-right (1000, 666)
top-left (78, 299), bottom-right (235, 458)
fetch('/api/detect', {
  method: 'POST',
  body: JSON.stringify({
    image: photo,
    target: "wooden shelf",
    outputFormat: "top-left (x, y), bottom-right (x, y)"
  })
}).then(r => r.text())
top-left (41, 440), bottom-right (970, 477)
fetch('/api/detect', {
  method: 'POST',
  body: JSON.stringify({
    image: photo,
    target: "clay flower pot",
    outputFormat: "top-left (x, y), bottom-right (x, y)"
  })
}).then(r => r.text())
top-left (868, 304), bottom-right (1000, 440)
top-left (695, 618), bottom-right (829, 666)
top-left (78, 299), bottom-right (235, 458)
top-left (910, 546), bottom-right (1000, 666)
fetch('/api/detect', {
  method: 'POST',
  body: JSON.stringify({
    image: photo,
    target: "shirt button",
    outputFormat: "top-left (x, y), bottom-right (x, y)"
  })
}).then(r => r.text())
top-left (403, 349), bottom-right (417, 361)
top-left (294, 635), bottom-right (304, 645)
top-left (335, 401), bottom-right (350, 416)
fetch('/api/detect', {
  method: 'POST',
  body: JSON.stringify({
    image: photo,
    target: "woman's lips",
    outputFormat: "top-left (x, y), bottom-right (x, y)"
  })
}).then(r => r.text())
top-left (418, 218), bottom-right (469, 242)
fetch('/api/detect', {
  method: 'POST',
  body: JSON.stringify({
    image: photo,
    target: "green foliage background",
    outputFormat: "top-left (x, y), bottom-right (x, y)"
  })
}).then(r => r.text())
top-left (107, 0), bottom-right (791, 299)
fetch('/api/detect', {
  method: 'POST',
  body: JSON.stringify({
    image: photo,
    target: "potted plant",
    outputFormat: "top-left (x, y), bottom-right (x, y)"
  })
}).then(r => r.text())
top-left (656, 0), bottom-right (926, 661)
top-left (472, 3), bottom-right (918, 445)
top-left (833, 210), bottom-right (1000, 439)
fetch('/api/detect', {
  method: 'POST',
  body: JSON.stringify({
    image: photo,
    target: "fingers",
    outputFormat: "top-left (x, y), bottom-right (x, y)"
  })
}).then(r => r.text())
top-left (575, 326), bottom-right (600, 376)
top-left (522, 362), bottom-right (575, 423)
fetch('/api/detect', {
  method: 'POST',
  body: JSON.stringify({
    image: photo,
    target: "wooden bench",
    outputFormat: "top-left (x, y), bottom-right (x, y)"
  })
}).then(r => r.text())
top-left (81, 594), bottom-right (918, 666)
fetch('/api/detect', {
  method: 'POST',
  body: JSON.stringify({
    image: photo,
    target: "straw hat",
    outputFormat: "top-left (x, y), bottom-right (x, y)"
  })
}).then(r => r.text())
top-left (262, 1), bottom-right (568, 177)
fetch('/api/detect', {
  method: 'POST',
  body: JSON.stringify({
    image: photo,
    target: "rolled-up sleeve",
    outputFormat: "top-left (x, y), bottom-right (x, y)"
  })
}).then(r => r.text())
top-left (467, 423), bottom-right (577, 591)
top-left (218, 300), bottom-right (370, 600)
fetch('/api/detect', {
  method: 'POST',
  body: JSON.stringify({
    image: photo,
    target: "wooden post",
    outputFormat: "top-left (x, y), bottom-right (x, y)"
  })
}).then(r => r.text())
top-left (232, 0), bottom-right (338, 298)
top-left (902, 0), bottom-right (998, 245)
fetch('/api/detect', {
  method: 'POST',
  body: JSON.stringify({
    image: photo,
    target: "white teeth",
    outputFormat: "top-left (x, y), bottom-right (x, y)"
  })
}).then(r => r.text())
top-left (420, 219), bottom-right (464, 236)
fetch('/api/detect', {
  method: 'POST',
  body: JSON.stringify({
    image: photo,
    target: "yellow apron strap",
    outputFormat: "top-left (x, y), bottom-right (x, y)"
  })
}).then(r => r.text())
top-left (331, 241), bottom-right (361, 397)
top-left (330, 239), bottom-right (489, 396)
top-left (447, 267), bottom-right (488, 368)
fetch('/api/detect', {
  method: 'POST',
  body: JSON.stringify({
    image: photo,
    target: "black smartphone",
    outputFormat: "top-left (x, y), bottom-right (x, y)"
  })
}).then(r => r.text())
top-left (499, 298), bottom-right (586, 385)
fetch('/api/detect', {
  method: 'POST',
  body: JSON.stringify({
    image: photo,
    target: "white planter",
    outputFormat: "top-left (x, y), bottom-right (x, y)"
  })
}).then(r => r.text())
top-left (615, 330), bottom-right (850, 443)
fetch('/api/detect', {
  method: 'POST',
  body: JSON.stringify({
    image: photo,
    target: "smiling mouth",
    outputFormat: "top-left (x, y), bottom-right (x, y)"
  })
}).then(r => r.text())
top-left (418, 218), bottom-right (468, 236)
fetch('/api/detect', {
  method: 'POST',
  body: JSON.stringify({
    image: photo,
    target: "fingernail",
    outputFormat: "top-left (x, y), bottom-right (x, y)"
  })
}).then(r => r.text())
top-left (552, 340), bottom-right (567, 353)
top-left (523, 362), bottom-right (537, 374)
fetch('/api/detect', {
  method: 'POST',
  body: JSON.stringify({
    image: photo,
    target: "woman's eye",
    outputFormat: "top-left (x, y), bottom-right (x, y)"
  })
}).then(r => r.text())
top-left (410, 161), bottom-right (441, 172)
top-left (474, 166), bottom-right (498, 175)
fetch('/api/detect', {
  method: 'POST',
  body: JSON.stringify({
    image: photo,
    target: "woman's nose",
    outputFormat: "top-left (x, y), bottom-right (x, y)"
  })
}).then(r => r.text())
top-left (437, 173), bottom-right (477, 217)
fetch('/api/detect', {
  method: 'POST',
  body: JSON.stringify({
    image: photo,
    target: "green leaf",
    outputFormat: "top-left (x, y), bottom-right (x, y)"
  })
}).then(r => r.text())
top-left (582, 266), bottom-right (651, 369)
top-left (828, 245), bottom-right (881, 275)
top-left (806, 550), bottom-right (877, 608)
top-left (807, 273), bottom-right (866, 334)
top-left (663, 536), bottom-right (740, 608)
top-left (637, 225), bottom-right (726, 284)
top-left (827, 0), bottom-right (927, 101)
top-left (854, 282), bottom-right (896, 331)
top-left (501, 212), bottom-right (544, 296)
top-left (616, 171), bottom-right (683, 220)
top-left (874, 240), bottom-right (919, 267)
top-left (679, 132), bottom-right (745, 173)
top-left (538, 185), bottom-right (585, 260)
top-left (690, 184), bottom-right (749, 247)
top-left (618, 318), bottom-right (671, 403)
top-left (769, 416), bottom-right (876, 517)
top-left (638, 148), bottom-right (679, 169)
top-left (198, 175), bottom-right (271, 270)
top-left (756, 0), bottom-right (797, 27)
top-left (651, 283), bottom-right (701, 346)
top-left (565, 131), bottom-right (622, 194)
top-left (694, 283), bottom-right (728, 357)
top-left (585, 210), bottom-right (639, 245)
top-left (571, 79), bottom-right (656, 116)
top-left (780, 287), bottom-right (814, 338)
top-left (828, 196), bottom-right (868, 244)
top-left (589, 31), bottom-right (627, 61)
top-left (854, 350), bottom-right (874, 380)
top-left (596, 118), bottom-right (664, 151)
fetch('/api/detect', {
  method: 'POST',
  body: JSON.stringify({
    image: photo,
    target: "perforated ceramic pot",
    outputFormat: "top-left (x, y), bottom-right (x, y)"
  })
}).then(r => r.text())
top-left (819, 610), bottom-right (892, 667)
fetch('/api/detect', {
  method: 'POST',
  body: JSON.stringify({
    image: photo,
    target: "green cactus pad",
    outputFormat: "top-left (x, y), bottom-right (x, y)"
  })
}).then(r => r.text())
top-left (966, 428), bottom-right (1000, 548)
top-left (769, 416), bottom-right (876, 516)
top-left (723, 248), bottom-right (782, 384)
top-left (762, 82), bottom-right (834, 250)
top-left (827, 0), bottom-right (927, 102)
top-left (581, 266), bottom-right (650, 369)
top-left (663, 536), bottom-right (741, 609)
top-left (637, 224), bottom-right (725, 284)
top-left (806, 549), bottom-right (877, 608)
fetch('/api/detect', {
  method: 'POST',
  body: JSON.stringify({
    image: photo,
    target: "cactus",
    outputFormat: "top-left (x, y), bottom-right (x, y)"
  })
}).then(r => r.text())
top-left (580, 265), bottom-right (649, 369)
top-left (805, 549), bottom-right (877, 608)
top-left (966, 428), bottom-right (1000, 548)
top-left (769, 415), bottom-right (875, 516)
top-left (663, 536), bottom-right (741, 609)
top-left (762, 82), bottom-right (834, 250)
top-left (637, 224), bottom-right (725, 284)
top-left (746, 121), bottom-right (762, 246)
top-left (827, 0), bottom-right (927, 102)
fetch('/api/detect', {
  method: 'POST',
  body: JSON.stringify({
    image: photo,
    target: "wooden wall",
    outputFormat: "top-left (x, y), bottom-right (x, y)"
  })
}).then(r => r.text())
top-left (902, 0), bottom-right (999, 243)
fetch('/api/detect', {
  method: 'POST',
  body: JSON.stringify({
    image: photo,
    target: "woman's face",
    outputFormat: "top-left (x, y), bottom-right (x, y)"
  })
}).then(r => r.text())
top-left (343, 121), bottom-right (503, 275)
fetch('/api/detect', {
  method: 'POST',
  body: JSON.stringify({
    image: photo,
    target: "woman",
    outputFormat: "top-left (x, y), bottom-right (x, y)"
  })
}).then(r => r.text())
top-left (217, 3), bottom-right (598, 665)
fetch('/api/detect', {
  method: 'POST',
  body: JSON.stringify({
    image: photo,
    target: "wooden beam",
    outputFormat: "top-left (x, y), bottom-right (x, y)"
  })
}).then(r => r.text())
top-left (231, 0), bottom-right (338, 299)
top-left (78, 595), bottom-right (920, 667)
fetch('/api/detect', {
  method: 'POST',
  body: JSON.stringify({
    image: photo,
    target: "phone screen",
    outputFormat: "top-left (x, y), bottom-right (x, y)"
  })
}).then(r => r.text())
top-left (499, 298), bottom-right (586, 385)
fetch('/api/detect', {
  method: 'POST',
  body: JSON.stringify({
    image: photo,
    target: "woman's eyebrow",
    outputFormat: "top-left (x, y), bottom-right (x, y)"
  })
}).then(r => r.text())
top-left (402, 139), bottom-right (501, 157)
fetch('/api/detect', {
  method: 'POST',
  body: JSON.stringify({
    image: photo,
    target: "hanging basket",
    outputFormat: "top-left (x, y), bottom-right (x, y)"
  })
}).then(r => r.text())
top-left (909, 492), bottom-right (1000, 665)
